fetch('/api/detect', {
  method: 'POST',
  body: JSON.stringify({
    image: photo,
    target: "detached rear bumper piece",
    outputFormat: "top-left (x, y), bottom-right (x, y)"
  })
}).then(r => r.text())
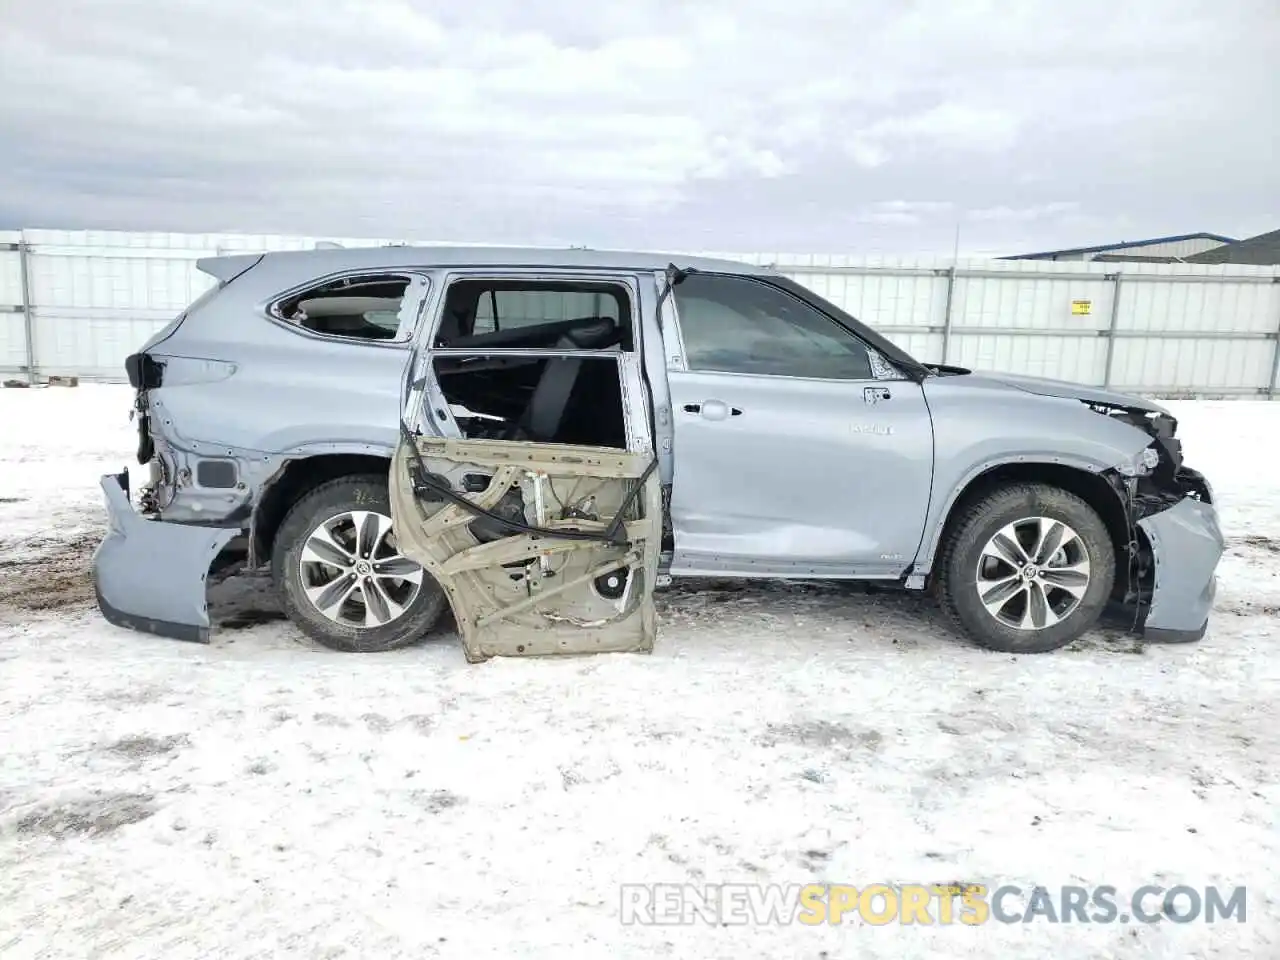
top-left (92, 471), bottom-right (239, 643)
top-left (1137, 496), bottom-right (1224, 643)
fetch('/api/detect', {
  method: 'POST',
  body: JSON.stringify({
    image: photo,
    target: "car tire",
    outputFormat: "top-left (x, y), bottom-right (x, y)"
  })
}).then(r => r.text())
top-left (936, 483), bottom-right (1115, 654)
top-left (272, 474), bottom-right (449, 653)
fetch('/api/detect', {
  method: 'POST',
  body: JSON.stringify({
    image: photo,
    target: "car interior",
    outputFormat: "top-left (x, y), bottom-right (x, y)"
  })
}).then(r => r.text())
top-left (431, 279), bottom-right (634, 449)
top-left (276, 275), bottom-right (410, 339)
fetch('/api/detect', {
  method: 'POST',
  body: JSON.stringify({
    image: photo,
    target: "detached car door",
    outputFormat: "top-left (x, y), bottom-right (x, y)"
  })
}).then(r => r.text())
top-left (388, 269), bottom-right (662, 662)
top-left (661, 271), bottom-right (934, 579)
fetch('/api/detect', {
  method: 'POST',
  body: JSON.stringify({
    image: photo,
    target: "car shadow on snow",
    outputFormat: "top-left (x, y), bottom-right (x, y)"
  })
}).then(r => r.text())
top-left (203, 569), bottom-right (1149, 659)
top-left (0, 529), bottom-right (1200, 659)
top-left (200, 560), bottom-right (955, 655)
top-left (657, 577), bottom-right (946, 646)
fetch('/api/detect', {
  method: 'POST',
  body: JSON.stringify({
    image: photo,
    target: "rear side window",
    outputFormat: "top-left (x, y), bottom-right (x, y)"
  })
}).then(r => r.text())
top-left (435, 279), bottom-right (633, 351)
top-left (272, 274), bottom-right (416, 341)
top-left (472, 288), bottom-right (621, 335)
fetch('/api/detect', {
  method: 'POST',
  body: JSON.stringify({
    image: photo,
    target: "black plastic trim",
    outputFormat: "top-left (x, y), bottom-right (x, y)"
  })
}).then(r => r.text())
top-left (124, 353), bottom-right (164, 390)
top-left (1143, 622), bottom-right (1209, 644)
top-left (1101, 598), bottom-right (1209, 645)
top-left (196, 459), bottom-right (238, 489)
top-left (94, 584), bottom-right (210, 644)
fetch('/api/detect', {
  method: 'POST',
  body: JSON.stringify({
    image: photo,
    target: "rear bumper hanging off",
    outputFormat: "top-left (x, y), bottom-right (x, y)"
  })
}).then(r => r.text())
top-left (92, 471), bottom-right (238, 643)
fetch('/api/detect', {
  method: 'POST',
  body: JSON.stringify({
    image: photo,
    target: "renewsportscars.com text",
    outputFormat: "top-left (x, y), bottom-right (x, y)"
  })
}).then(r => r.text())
top-left (619, 882), bottom-right (1247, 926)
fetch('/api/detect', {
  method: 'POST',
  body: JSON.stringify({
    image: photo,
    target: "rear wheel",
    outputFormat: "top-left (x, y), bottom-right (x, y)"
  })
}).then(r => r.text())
top-left (272, 474), bottom-right (448, 652)
top-left (937, 483), bottom-right (1114, 653)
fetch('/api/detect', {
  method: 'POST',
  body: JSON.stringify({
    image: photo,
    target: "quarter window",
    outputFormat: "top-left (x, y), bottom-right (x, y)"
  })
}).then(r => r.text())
top-left (273, 274), bottom-right (415, 341)
top-left (672, 274), bottom-right (874, 380)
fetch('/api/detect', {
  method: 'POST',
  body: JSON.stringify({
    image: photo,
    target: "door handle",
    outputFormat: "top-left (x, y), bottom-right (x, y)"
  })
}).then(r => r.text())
top-left (863, 386), bottom-right (891, 404)
top-left (683, 400), bottom-right (742, 421)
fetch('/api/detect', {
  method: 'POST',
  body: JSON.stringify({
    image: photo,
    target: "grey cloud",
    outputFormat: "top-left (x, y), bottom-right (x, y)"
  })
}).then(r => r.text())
top-left (0, 0), bottom-right (1276, 254)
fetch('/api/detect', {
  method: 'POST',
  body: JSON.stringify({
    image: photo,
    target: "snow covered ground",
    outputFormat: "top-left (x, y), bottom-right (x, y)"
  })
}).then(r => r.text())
top-left (0, 384), bottom-right (1276, 960)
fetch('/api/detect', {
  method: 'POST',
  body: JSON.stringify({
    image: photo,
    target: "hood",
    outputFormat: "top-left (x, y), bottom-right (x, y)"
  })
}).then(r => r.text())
top-left (927, 365), bottom-right (1172, 417)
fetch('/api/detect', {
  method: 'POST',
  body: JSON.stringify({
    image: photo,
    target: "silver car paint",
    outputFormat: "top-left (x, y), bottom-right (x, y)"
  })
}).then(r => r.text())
top-left (1137, 497), bottom-right (1224, 640)
top-left (136, 272), bottom-right (431, 526)
top-left (968, 370), bottom-right (1175, 417)
top-left (93, 473), bottom-right (238, 642)
top-left (910, 373), bottom-right (1155, 573)
top-left (638, 273), bottom-right (677, 488)
top-left (91, 245), bottom-right (1224, 647)
top-left (664, 369), bottom-right (934, 578)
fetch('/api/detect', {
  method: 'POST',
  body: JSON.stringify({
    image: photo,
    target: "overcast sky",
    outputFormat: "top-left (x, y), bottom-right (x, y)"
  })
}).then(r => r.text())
top-left (2, 0), bottom-right (1277, 255)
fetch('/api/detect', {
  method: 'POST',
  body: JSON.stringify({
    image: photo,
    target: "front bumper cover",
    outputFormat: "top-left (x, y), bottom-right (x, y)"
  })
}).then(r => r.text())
top-left (1136, 495), bottom-right (1224, 643)
top-left (92, 471), bottom-right (238, 643)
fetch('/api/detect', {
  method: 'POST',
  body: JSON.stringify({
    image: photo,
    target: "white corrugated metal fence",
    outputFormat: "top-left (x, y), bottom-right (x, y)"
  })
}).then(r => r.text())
top-left (2, 230), bottom-right (1278, 396)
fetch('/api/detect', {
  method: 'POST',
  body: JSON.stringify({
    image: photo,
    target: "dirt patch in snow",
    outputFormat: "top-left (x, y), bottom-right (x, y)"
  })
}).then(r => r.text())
top-left (11, 792), bottom-right (157, 839)
top-left (409, 789), bottom-right (465, 813)
top-left (1239, 534), bottom-right (1278, 553)
top-left (85, 685), bottom-right (165, 706)
top-left (217, 608), bottom-right (288, 630)
top-left (1223, 601), bottom-right (1280, 618)
top-left (102, 734), bottom-right (189, 761)
top-left (759, 719), bottom-right (884, 751)
top-left (0, 530), bottom-right (100, 612)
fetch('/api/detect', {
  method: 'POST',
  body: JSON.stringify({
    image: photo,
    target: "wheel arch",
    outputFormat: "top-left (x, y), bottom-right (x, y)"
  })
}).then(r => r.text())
top-left (920, 459), bottom-right (1129, 589)
top-left (251, 453), bottom-right (392, 565)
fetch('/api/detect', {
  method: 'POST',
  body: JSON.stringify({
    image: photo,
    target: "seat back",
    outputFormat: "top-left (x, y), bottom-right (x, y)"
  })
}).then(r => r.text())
top-left (508, 321), bottom-right (619, 441)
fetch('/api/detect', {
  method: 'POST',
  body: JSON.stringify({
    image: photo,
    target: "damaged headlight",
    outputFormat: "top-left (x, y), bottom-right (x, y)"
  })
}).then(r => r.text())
top-left (1116, 445), bottom-right (1161, 478)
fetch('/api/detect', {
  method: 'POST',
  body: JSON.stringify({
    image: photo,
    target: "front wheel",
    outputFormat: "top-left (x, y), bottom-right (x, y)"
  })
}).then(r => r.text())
top-left (272, 474), bottom-right (448, 652)
top-left (936, 483), bottom-right (1115, 653)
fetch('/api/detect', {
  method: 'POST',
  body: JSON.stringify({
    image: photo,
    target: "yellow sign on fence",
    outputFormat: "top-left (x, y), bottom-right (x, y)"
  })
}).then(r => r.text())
top-left (1071, 299), bottom-right (1093, 316)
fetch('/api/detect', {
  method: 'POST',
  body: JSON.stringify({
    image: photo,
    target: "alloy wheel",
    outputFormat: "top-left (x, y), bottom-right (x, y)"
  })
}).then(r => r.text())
top-left (298, 510), bottom-right (424, 628)
top-left (975, 516), bottom-right (1091, 631)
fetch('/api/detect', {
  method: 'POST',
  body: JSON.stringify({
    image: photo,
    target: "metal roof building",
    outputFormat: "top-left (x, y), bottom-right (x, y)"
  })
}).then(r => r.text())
top-left (1184, 228), bottom-right (1280, 266)
top-left (1004, 232), bottom-right (1235, 262)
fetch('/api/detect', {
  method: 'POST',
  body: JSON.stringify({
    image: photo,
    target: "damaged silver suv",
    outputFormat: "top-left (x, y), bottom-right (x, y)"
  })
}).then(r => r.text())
top-left (92, 247), bottom-right (1224, 660)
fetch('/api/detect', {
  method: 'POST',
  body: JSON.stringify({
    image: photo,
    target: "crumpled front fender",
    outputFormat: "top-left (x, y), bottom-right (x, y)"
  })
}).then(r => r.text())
top-left (92, 471), bottom-right (238, 643)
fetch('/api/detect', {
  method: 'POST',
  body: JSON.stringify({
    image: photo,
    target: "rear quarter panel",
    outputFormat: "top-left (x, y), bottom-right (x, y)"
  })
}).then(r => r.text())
top-left (139, 267), bottom-right (426, 525)
top-left (147, 269), bottom-right (428, 458)
top-left (149, 310), bottom-right (409, 460)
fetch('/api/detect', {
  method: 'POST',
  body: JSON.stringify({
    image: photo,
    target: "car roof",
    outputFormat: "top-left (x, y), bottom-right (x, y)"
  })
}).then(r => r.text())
top-left (201, 245), bottom-right (777, 285)
top-left (191, 243), bottom-right (931, 378)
